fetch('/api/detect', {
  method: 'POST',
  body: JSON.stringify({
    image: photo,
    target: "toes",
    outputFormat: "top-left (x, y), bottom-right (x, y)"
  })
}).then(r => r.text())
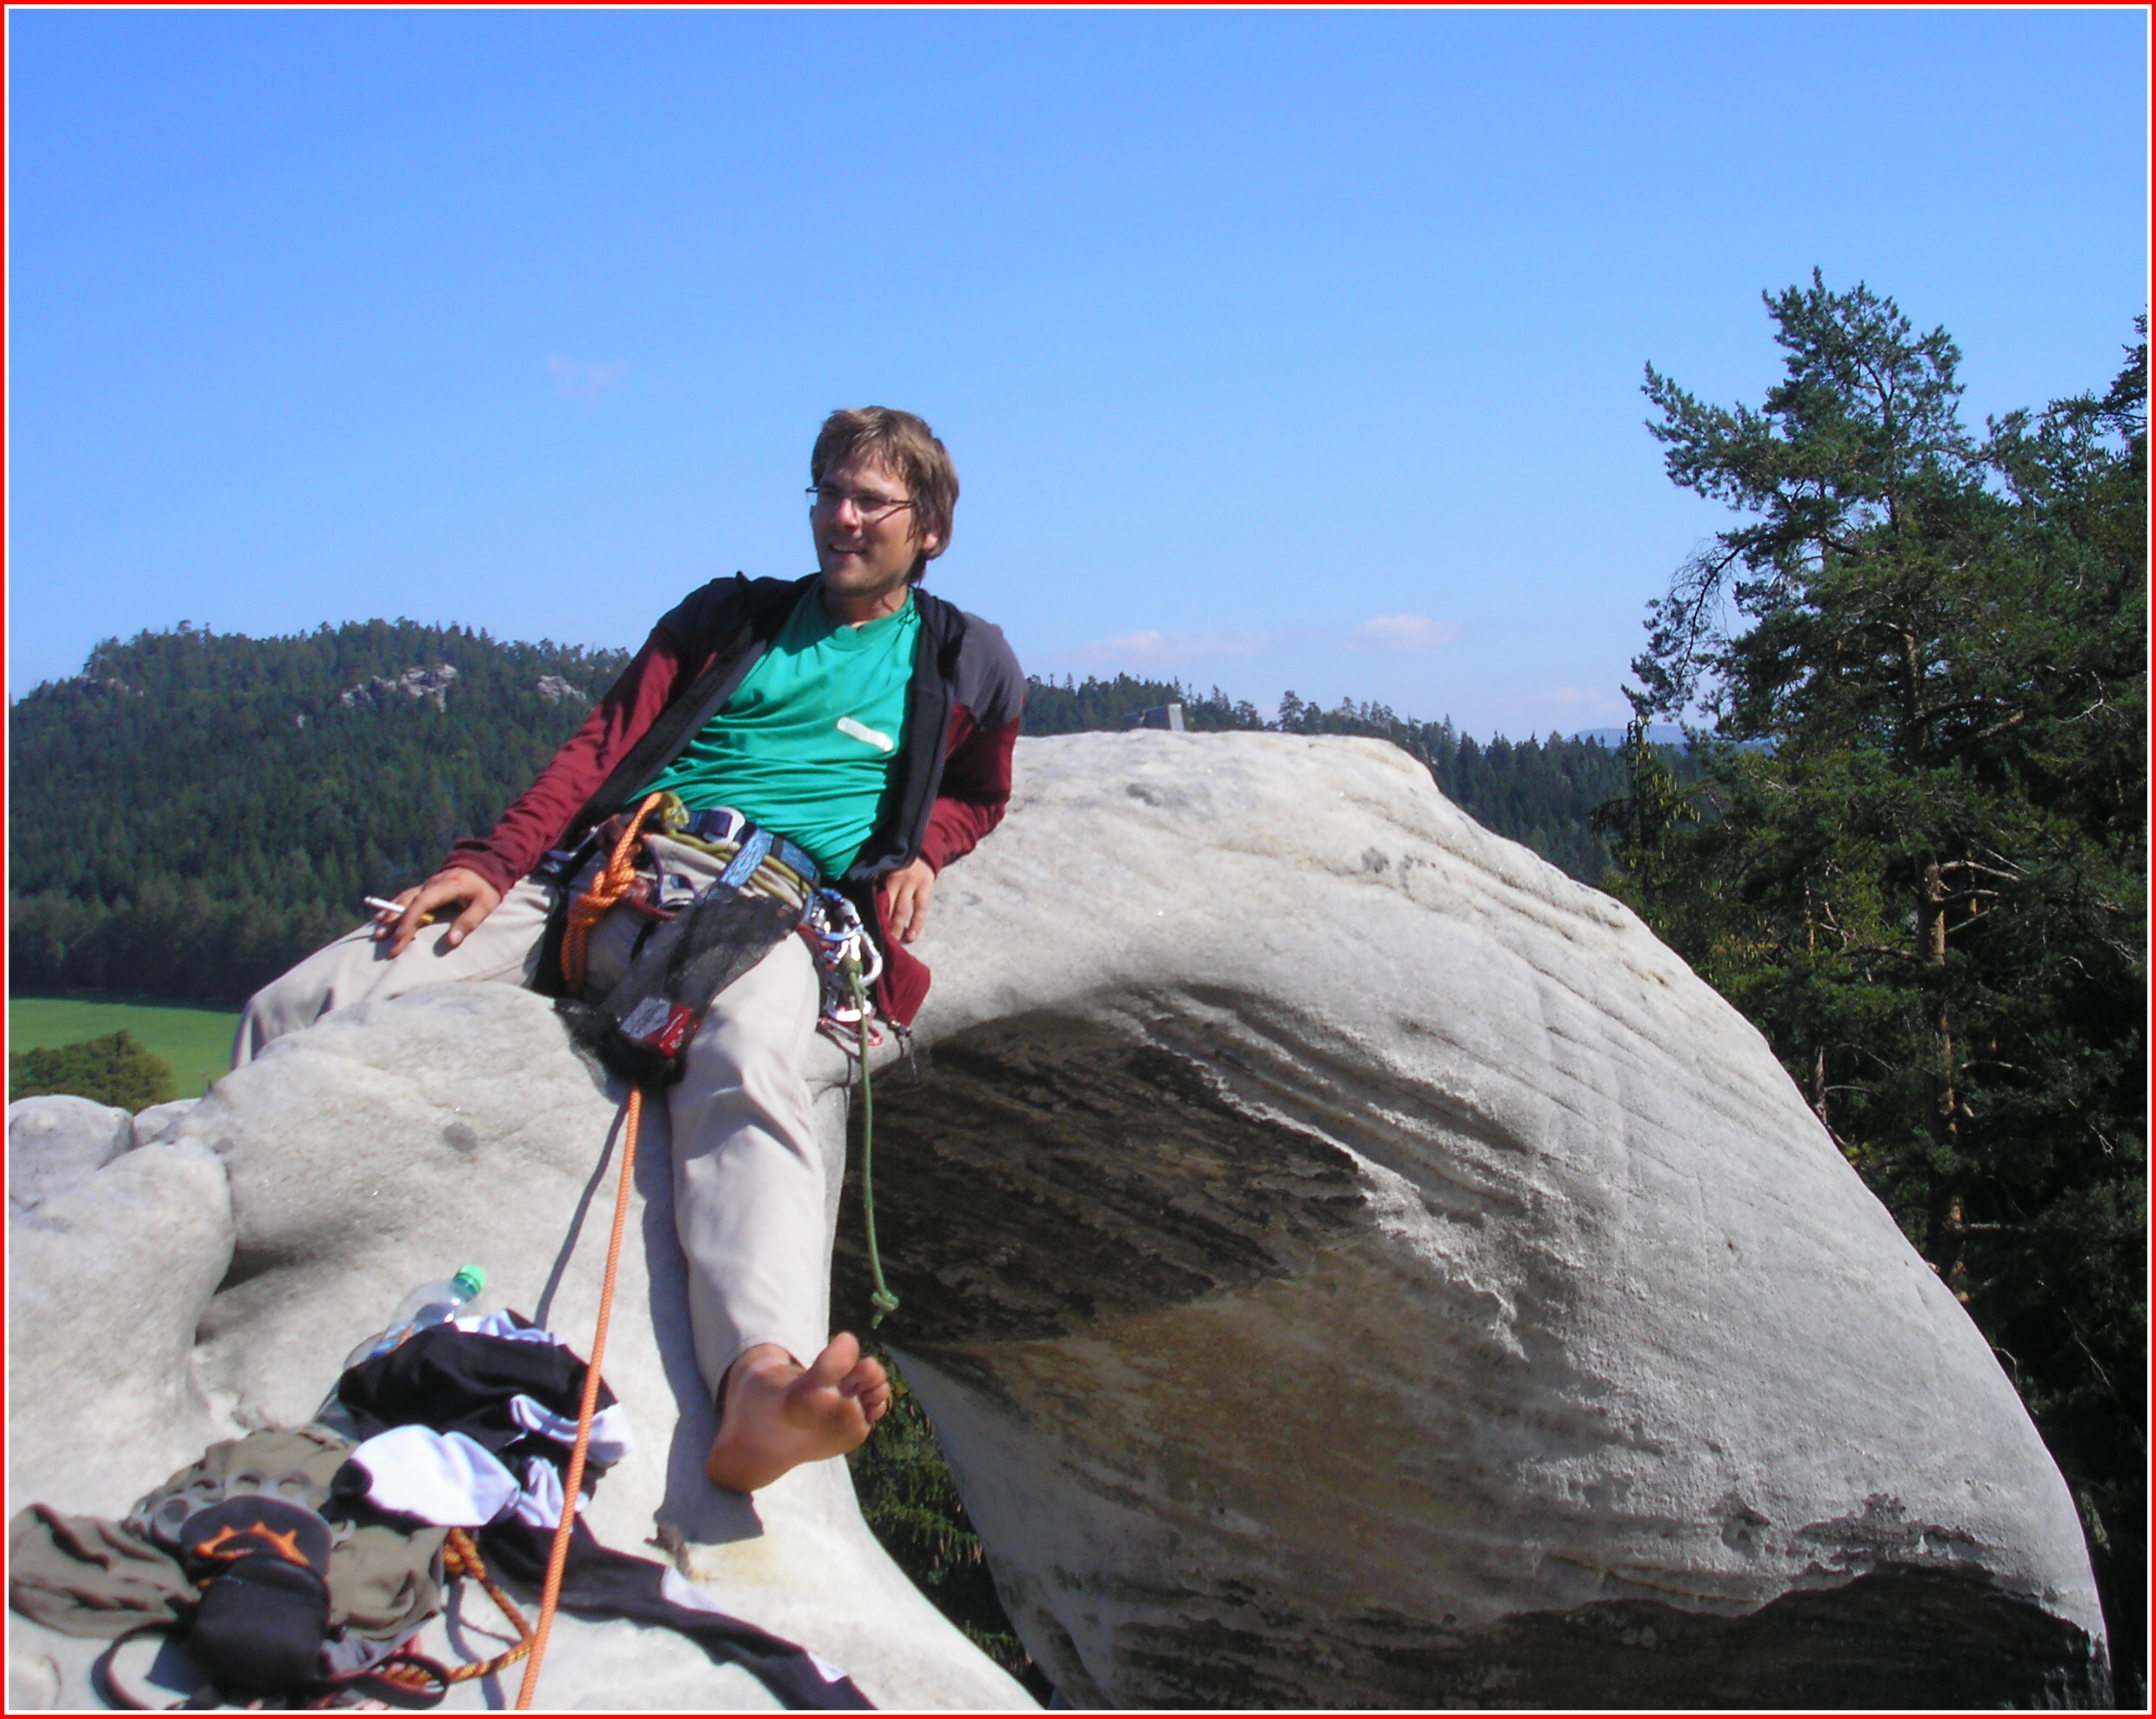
top-left (840, 1355), bottom-right (888, 1396)
top-left (806, 1331), bottom-right (862, 1387)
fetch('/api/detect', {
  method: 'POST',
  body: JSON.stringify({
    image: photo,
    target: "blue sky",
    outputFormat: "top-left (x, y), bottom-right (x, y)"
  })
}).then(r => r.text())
top-left (8, 8), bottom-right (2146, 736)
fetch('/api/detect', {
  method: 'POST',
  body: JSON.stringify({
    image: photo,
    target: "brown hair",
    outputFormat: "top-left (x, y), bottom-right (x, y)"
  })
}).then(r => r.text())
top-left (810, 407), bottom-right (958, 583)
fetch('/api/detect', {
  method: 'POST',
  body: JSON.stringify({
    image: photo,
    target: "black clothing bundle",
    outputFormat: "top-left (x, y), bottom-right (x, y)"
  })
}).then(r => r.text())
top-left (339, 1318), bottom-right (875, 1710)
top-left (9, 1318), bottom-right (874, 1711)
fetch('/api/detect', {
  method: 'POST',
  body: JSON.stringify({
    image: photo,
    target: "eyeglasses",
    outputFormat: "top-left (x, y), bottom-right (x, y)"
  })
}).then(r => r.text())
top-left (807, 483), bottom-right (916, 523)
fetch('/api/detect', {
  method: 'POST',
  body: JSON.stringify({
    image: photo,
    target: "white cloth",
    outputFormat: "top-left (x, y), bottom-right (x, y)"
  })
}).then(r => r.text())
top-left (509, 1393), bottom-right (633, 1466)
top-left (454, 1309), bottom-right (567, 1347)
top-left (511, 1456), bottom-right (590, 1529)
top-left (346, 1424), bottom-right (590, 1529)
top-left (349, 1426), bottom-right (521, 1528)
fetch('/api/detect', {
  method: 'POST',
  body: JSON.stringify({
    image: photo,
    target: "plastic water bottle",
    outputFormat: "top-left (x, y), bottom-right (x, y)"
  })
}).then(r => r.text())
top-left (313, 1264), bottom-right (486, 1436)
top-left (340, 1264), bottom-right (487, 1370)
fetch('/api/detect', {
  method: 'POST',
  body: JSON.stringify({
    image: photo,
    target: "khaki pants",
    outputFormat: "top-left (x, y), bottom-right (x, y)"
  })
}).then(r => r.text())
top-left (233, 869), bottom-right (849, 1398)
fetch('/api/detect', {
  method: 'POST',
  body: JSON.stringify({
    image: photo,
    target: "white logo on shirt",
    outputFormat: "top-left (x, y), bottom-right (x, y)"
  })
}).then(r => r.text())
top-left (836, 716), bottom-right (895, 753)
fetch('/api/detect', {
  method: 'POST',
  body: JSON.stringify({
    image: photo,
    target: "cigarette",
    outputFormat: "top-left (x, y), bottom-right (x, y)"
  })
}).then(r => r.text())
top-left (364, 895), bottom-right (442, 926)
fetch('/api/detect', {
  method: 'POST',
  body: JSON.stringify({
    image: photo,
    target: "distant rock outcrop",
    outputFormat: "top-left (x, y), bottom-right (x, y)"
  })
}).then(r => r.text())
top-left (6, 733), bottom-right (2108, 1709)
top-left (536, 673), bottom-right (589, 704)
top-left (340, 663), bottom-right (458, 711)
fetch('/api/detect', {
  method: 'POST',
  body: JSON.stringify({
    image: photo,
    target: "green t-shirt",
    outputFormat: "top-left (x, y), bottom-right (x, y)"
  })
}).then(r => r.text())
top-left (633, 585), bottom-right (920, 876)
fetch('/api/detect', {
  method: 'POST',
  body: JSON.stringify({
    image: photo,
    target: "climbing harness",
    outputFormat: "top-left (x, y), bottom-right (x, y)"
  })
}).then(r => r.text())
top-left (801, 888), bottom-right (884, 1053)
top-left (558, 794), bottom-right (667, 994)
top-left (665, 804), bottom-right (821, 910)
top-left (557, 797), bottom-right (814, 1089)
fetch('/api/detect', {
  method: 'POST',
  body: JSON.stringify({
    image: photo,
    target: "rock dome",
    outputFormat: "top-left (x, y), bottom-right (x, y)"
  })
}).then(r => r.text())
top-left (8, 732), bottom-right (2107, 1708)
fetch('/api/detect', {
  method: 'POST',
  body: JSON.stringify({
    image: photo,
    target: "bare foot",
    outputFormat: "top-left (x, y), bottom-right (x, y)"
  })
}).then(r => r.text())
top-left (704, 1334), bottom-right (891, 1494)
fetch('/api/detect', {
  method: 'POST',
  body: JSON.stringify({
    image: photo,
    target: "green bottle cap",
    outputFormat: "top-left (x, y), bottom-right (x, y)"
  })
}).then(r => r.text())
top-left (451, 1264), bottom-right (486, 1298)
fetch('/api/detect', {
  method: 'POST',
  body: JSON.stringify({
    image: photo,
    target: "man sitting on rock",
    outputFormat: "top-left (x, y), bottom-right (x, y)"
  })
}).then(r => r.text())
top-left (235, 407), bottom-right (1025, 1494)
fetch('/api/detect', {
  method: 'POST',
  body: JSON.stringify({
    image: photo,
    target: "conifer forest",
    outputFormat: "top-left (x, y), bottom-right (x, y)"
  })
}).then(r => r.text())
top-left (1600, 283), bottom-right (2146, 1699)
top-left (10, 633), bottom-right (1655, 1004)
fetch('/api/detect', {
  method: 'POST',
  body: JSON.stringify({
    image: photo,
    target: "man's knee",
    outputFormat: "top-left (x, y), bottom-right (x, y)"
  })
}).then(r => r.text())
top-left (231, 927), bottom-right (386, 1066)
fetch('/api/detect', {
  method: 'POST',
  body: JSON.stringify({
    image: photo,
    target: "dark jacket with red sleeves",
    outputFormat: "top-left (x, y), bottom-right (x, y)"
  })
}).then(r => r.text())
top-left (439, 573), bottom-right (1025, 1028)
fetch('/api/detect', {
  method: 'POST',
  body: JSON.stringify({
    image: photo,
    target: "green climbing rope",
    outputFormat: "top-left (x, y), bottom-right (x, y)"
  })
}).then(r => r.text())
top-left (846, 956), bottom-right (900, 1329)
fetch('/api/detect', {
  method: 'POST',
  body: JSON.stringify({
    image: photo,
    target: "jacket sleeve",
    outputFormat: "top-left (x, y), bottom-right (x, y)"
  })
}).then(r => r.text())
top-left (918, 708), bottom-right (1019, 873)
top-left (439, 627), bottom-right (689, 896)
top-left (917, 617), bottom-right (1025, 874)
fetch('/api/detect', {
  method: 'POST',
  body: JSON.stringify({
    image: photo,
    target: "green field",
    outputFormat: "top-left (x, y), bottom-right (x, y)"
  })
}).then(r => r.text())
top-left (9, 996), bottom-right (239, 1101)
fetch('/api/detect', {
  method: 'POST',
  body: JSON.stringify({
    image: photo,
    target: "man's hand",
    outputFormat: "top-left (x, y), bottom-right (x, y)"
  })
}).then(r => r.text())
top-left (882, 858), bottom-right (937, 945)
top-left (375, 868), bottom-right (503, 957)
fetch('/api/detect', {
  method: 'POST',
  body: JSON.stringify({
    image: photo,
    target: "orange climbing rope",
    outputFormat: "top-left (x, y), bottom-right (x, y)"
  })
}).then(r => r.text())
top-left (441, 1529), bottom-right (536, 1682)
top-left (513, 1083), bottom-right (644, 1710)
top-left (559, 791), bottom-right (667, 993)
top-left (298, 1531), bottom-right (532, 1709)
top-left (514, 823), bottom-right (663, 1709)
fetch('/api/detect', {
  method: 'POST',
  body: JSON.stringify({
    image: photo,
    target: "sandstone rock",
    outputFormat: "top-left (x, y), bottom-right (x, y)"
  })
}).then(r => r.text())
top-left (6, 732), bottom-right (2107, 1709)
top-left (133, 1097), bottom-right (201, 1149)
top-left (8, 1095), bottom-right (137, 1214)
top-left (5, 1634), bottom-right (60, 1709)
top-left (829, 731), bottom-right (2107, 1708)
top-left (7, 985), bottom-right (1031, 1711)
top-left (9, 1137), bottom-right (236, 1516)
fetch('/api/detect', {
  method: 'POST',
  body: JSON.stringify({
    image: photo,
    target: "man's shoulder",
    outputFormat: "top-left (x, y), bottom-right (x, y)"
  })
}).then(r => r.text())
top-left (916, 591), bottom-right (1024, 723)
top-left (657, 573), bottom-right (812, 651)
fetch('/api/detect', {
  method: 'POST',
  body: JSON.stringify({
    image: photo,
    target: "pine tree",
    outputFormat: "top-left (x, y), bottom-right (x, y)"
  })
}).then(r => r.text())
top-left (1607, 279), bottom-right (2146, 1698)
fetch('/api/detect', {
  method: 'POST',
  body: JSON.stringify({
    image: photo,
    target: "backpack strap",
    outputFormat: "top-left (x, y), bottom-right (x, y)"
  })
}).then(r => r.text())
top-left (304, 1650), bottom-right (453, 1710)
top-left (89, 1625), bottom-right (217, 1711)
top-left (90, 1625), bottom-right (453, 1712)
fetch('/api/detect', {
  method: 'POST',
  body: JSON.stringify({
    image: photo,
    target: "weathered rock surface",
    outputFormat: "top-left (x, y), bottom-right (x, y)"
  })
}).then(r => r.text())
top-left (10, 1136), bottom-right (237, 1512)
top-left (831, 731), bottom-right (2106, 1708)
top-left (7, 732), bottom-right (2106, 1709)
top-left (7, 993), bottom-right (1031, 1711)
top-left (132, 1097), bottom-right (203, 1149)
top-left (8, 1095), bottom-right (137, 1213)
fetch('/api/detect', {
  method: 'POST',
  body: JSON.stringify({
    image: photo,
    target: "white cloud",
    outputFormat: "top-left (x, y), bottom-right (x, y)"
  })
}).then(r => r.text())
top-left (548, 354), bottom-right (625, 403)
top-left (1346, 614), bottom-right (1461, 651)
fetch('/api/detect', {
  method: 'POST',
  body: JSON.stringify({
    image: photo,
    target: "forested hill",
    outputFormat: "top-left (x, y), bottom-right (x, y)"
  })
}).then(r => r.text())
top-left (10, 627), bottom-right (1649, 1007)
top-left (10, 622), bottom-right (631, 1005)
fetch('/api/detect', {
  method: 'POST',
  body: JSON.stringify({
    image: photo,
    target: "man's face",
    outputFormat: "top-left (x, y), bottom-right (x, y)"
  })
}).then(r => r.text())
top-left (811, 456), bottom-right (941, 610)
